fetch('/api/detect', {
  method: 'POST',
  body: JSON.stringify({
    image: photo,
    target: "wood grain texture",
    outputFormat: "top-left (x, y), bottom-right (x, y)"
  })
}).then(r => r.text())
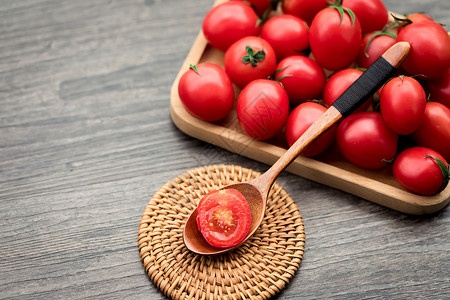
top-left (0, 0), bottom-right (449, 299)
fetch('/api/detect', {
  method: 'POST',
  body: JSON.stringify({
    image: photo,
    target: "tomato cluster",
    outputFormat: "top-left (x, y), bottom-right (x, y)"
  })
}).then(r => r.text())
top-left (178, 0), bottom-right (450, 196)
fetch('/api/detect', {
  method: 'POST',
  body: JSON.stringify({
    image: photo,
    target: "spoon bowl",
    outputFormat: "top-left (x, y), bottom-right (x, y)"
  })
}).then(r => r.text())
top-left (183, 42), bottom-right (411, 255)
top-left (183, 182), bottom-right (265, 255)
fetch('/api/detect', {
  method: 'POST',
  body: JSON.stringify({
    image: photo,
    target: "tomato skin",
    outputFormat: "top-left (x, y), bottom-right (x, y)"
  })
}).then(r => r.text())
top-left (274, 56), bottom-right (326, 104)
top-left (281, 0), bottom-right (328, 24)
top-left (285, 102), bottom-right (337, 157)
top-left (412, 102), bottom-right (450, 161)
top-left (393, 147), bottom-right (449, 196)
top-left (202, 1), bottom-right (260, 52)
top-left (196, 189), bottom-right (251, 248)
top-left (237, 79), bottom-right (289, 140)
top-left (224, 36), bottom-right (277, 89)
top-left (396, 20), bottom-right (450, 80)
top-left (426, 68), bottom-right (450, 108)
top-left (261, 14), bottom-right (310, 61)
top-left (342, 0), bottom-right (388, 35)
top-left (323, 69), bottom-right (372, 113)
top-left (379, 76), bottom-right (426, 135)
top-left (232, 0), bottom-right (272, 17)
top-left (178, 63), bottom-right (234, 122)
top-left (309, 7), bottom-right (362, 71)
top-left (356, 33), bottom-right (397, 69)
top-left (337, 112), bottom-right (398, 169)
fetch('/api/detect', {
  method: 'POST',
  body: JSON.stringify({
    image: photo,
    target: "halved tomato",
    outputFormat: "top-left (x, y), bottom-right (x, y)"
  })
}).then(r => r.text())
top-left (196, 189), bottom-right (251, 248)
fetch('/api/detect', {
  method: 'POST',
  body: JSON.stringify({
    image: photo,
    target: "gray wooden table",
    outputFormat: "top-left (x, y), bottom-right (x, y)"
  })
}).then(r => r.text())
top-left (1, 1), bottom-right (449, 299)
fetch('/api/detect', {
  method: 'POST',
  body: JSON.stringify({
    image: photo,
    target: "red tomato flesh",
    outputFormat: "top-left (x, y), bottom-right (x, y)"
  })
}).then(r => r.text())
top-left (196, 189), bottom-right (251, 248)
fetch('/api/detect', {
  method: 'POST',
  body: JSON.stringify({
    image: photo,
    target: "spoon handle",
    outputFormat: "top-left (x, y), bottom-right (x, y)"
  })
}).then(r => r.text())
top-left (253, 42), bottom-right (411, 194)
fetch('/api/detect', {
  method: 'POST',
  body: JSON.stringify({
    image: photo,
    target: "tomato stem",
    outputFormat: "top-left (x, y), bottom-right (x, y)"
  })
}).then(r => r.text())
top-left (242, 46), bottom-right (266, 67)
top-left (189, 64), bottom-right (200, 75)
top-left (257, 0), bottom-right (282, 25)
top-left (364, 30), bottom-right (397, 58)
top-left (392, 14), bottom-right (413, 28)
top-left (328, 1), bottom-right (356, 27)
top-left (382, 158), bottom-right (395, 164)
top-left (425, 155), bottom-right (450, 193)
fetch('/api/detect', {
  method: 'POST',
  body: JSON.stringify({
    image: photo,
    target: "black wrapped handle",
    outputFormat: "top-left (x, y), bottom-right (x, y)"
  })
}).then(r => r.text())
top-left (332, 42), bottom-right (410, 117)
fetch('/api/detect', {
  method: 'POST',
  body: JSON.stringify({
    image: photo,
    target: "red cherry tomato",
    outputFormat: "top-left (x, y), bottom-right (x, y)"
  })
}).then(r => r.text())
top-left (196, 189), bottom-right (251, 248)
top-left (261, 14), bottom-right (310, 60)
top-left (323, 68), bottom-right (372, 112)
top-left (224, 36), bottom-right (277, 89)
top-left (379, 76), bottom-right (427, 135)
top-left (178, 63), bottom-right (234, 122)
top-left (274, 55), bottom-right (326, 105)
top-left (309, 5), bottom-right (362, 71)
top-left (202, 1), bottom-right (260, 52)
top-left (285, 102), bottom-right (337, 157)
top-left (396, 20), bottom-right (450, 79)
top-left (426, 68), bottom-right (450, 108)
top-left (412, 102), bottom-right (450, 161)
top-left (356, 31), bottom-right (397, 69)
top-left (232, 0), bottom-right (273, 17)
top-left (337, 112), bottom-right (398, 169)
top-left (281, 0), bottom-right (328, 24)
top-left (342, 0), bottom-right (388, 35)
top-left (237, 79), bottom-right (289, 140)
top-left (393, 147), bottom-right (449, 196)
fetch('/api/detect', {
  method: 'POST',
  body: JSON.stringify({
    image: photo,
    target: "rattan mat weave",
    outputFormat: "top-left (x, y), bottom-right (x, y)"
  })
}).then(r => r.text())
top-left (138, 165), bottom-right (305, 299)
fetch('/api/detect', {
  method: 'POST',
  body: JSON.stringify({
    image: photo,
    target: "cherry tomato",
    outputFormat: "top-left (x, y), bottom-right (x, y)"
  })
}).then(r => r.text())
top-left (178, 63), bottom-right (234, 122)
top-left (356, 31), bottom-right (397, 69)
top-left (232, 0), bottom-right (273, 17)
top-left (196, 189), bottom-right (251, 248)
top-left (323, 68), bottom-right (372, 113)
top-left (342, 0), bottom-right (388, 35)
top-left (285, 102), bottom-right (337, 157)
top-left (281, 0), bottom-right (328, 24)
top-left (237, 79), bottom-right (289, 140)
top-left (379, 76), bottom-right (426, 135)
top-left (412, 102), bottom-right (450, 161)
top-left (426, 68), bottom-right (450, 108)
top-left (396, 20), bottom-right (450, 79)
top-left (224, 36), bottom-right (277, 89)
top-left (202, 1), bottom-right (260, 52)
top-left (309, 5), bottom-right (362, 71)
top-left (393, 147), bottom-right (449, 196)
top-left (261, 14), bottom-right (310, 60)
top-left (337, 112), bottom-right (398, 169)
top-left (274, 56), bottom-right (326, 105)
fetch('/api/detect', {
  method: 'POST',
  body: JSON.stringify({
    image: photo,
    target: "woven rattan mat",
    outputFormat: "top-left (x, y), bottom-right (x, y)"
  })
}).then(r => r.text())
top-left (138, 164), bottom-right (305, 299)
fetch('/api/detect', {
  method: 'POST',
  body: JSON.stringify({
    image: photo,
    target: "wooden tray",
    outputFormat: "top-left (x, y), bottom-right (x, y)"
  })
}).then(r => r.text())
top-left (170, 1), bottom-right (450, 215)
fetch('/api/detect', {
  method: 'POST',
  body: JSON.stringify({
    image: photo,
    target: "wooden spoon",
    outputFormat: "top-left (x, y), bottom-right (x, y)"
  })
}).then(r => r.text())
top-left (183, 42), bottom-right (410, 255)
